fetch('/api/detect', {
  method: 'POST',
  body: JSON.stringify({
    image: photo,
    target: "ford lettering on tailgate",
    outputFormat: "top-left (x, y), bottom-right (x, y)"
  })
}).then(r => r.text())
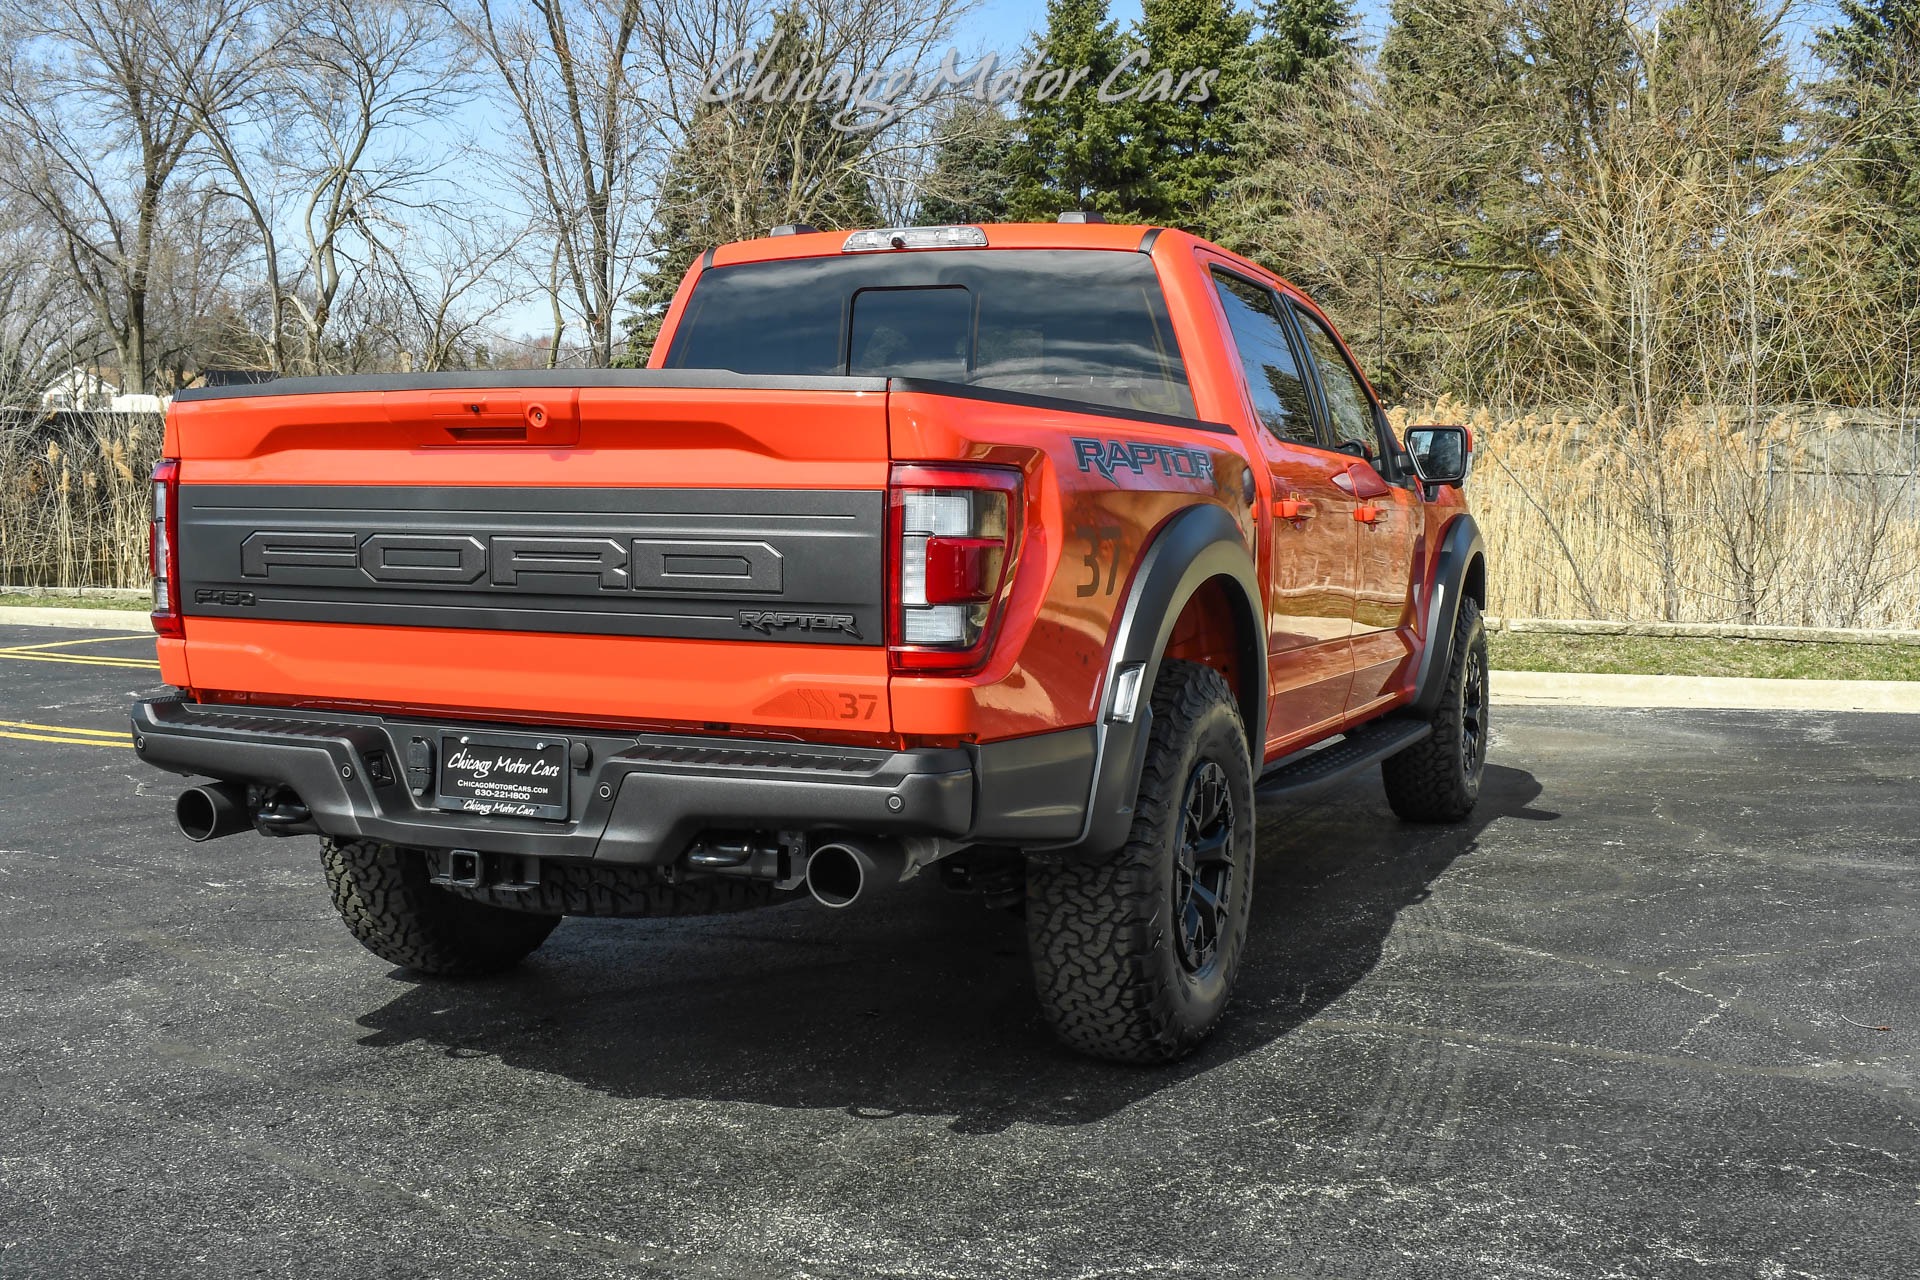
top-left (175, 485), bottom-right (885, 644)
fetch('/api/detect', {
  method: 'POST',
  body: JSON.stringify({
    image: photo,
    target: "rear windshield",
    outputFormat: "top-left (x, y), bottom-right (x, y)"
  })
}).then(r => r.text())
top-left (664, 249), bottom-right (1195, 419)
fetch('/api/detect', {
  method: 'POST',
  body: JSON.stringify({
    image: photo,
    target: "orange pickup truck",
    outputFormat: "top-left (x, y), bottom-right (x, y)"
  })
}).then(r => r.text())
top-left (133, 219), bottom-right (1486, 1062)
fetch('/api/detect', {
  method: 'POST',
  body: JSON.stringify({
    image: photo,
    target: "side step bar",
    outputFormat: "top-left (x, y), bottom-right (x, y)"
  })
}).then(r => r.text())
top-left (1255, 718), bottom-right (1432, 801)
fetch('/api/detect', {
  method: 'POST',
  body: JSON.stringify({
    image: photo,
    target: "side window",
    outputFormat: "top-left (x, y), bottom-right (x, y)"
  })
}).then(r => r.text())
top-left (1292, 305), bottom-right (1383, 464)
top-left (1210, 270), bottom-right (1317, 447)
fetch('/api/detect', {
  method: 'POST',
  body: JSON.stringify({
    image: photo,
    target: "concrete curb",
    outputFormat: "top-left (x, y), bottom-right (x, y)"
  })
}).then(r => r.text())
top-left (1486, 616), bottom-right (1920, 647)
top-left (0, 606), bottom-right (154, 632)
top-left (1492, 670), bottom-right (1920, 713)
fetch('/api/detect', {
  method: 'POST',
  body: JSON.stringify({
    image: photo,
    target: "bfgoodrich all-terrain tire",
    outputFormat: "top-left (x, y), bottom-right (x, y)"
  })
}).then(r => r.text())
top-left (1025, 660), bottom-right (1256, 1063)
top-left (322, 839), bottom-right (560, 977)
top-left (1381, 596), bottom-right (1489, 823)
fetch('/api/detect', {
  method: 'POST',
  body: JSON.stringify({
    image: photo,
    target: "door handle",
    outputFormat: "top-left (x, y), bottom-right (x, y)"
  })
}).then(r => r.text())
top-left (1354, 504), bottom-right (1383, 525)
top-left (1274, 496), bottom-right (1316, 521)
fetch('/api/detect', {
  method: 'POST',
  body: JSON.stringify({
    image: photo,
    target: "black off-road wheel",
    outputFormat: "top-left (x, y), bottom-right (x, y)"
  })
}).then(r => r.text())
top-left (1381, 597), bottom-right (1489, 823)
top-left (1025, 660), bottom-right (1256, 1064)
top-left (322, 838), bottom-right (560, 977)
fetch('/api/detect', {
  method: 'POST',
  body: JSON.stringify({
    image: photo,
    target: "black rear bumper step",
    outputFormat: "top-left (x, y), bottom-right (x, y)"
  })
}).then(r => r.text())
top-left (129, 699), bottom-right (1099, 860)
top-left (131, 698), bottom-right (971, 862)
top-left (1255, 718), bottom-right (1431, 801)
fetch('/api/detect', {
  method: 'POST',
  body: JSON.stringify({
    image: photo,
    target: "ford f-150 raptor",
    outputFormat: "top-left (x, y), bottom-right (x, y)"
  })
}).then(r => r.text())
top-left (132, 218), bottom-right (1487, 1063)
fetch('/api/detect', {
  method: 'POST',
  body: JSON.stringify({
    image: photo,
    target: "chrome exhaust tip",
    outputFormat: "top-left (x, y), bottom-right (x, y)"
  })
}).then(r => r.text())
top-left (804, 838), bottom-right (905, 909)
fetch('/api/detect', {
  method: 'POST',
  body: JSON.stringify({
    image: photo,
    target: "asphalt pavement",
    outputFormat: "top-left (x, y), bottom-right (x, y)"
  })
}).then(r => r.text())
top-left (0, 624), bottom-right (1914, 1279)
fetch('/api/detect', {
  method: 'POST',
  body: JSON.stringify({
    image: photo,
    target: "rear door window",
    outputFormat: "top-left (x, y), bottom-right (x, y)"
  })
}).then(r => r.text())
top-left (1211, 270), bottom-right (1317, 447)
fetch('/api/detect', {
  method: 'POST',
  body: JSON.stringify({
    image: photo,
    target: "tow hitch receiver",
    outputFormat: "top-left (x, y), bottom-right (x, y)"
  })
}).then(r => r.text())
top-left (428, 848), bottom-right (542, 893)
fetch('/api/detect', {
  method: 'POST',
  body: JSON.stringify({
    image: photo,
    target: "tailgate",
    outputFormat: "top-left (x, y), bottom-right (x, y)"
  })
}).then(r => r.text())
top-left (166, 374), bottom-right (895, 734)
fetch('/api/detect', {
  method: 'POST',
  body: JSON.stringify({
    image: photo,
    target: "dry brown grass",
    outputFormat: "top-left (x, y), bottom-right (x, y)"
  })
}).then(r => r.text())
top-left (1394, 400), bottom-right (1920, 629)
top-left (0, 412), bottom-right (162, 588)
top-left (5, 403), bottom-right (1915, 632)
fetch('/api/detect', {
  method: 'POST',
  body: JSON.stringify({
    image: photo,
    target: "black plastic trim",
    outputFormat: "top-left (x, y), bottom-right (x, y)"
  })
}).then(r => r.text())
top-left (1038, 503), bottom-right (1265, 859)
top-left (175, 484), bottom-right (886, 644)
top-left (1137, 227), bottom-right (1165, 254)
top-left (173, 370), bottom-right (890, 402)
top-left (967, 725), bottom-right (1098, 842)
top-left (131, 700), bottom-right (979, 861)
top-left (1408, 514), bottom-right (1485, 717)
top-left (889, 378), bottom-right (1231, 434)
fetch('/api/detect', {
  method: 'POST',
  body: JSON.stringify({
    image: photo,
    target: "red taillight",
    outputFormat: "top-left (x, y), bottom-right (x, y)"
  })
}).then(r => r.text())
top-left (922, 536), bottom-right (1001, 605)
top-left (887, 465), bottom-right (1021, 674)
top-left (150, 459), bottom-right (182, 638)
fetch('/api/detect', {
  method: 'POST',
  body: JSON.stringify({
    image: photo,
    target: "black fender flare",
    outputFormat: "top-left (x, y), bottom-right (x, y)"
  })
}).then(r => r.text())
top-left (1408, 514), bottom-right (1486, 718)
top-left (1038, 503), bottom-right (1265, 859)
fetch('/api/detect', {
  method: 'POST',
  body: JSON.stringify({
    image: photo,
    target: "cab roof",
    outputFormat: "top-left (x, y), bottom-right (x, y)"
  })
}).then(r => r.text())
top-left (705, 221), bottom-right (1302, 299)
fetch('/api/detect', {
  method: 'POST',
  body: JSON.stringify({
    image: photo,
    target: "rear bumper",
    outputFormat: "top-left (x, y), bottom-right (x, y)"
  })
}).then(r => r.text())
top-left (130, 698), bottom-right (1095, 862)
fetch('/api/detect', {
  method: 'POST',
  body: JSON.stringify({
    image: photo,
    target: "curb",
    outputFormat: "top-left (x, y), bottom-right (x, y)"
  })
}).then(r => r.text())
top-left (0, 606), bottom-right (154, 632)
top-left (1492, 670), bottom-right (1920, 713)
top-left (1486, 616), bottom-right (1920, 647)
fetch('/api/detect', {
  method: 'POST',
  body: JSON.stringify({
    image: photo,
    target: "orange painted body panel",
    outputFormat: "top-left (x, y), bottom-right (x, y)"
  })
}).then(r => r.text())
top-left (183, 618), bottom-right (891, 735)
top-left (886, 388), bottom-right (1249, 744)
top-left (165, 386), bottom-right (894, 734)
top-left (159, 222), bottom-right (1470, 767)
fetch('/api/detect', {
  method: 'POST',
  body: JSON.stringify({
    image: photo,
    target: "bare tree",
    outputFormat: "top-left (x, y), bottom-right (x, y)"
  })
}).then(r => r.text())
top-left (444, 0), bottom-right (652, 367)
top-left (0, 0), bottom-right (262, 394)
top-left (365, 209), bottom-right (529, 370)
top-left (0, 199), bottom-right (104, 407)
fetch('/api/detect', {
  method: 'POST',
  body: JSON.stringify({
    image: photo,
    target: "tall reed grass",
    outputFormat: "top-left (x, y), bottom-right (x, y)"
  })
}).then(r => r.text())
top-left (0, 412), bottom-right (162, 589)
top-left (4, 405), bottom-right (1914, 629)
top-left (1396, 401), bottom-right (1920, 629)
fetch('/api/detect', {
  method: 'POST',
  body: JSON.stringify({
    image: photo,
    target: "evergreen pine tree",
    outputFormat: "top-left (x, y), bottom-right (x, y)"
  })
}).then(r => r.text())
top-left (1006, 0), bottom-right (1145, 220)
top-left (1814, 0), bottom-right (1920, 335)
top-left (917, 102), bottom-right (1017, 224)
top-left (1256, 0), bottom-right (1351, 85)
top-left (1131, 0), bottom-right (1255, 237)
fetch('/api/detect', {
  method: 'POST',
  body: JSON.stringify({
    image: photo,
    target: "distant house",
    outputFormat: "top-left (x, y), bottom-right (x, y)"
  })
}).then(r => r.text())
top-left (40, 367), bottom-right (119, 411)
top-left (110, 393), bottom-right (166, 414)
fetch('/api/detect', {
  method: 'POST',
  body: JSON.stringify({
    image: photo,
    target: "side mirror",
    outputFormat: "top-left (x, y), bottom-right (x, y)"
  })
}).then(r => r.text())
top-left (1404, 425), bottom-right (1471, 486)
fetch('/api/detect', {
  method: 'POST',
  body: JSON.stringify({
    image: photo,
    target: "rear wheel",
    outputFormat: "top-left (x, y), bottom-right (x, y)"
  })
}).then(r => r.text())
top-left (1025, 660), bottom-right (1256, 1063)
top-left (322, 839), bottom-right (560, 977)
top-left (1382, 597), bottom-right (1489, 822)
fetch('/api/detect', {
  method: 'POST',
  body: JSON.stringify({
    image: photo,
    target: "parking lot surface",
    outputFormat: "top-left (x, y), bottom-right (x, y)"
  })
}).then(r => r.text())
top-left (0, 623), bottom-right (1914, 1279)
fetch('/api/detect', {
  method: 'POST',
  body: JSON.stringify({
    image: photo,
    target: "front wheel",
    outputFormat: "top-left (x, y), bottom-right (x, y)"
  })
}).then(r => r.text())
top-left (1382, 597), bottom-right (1489, 822)
top-left (1025, 660), bottom-right (1256, 1063)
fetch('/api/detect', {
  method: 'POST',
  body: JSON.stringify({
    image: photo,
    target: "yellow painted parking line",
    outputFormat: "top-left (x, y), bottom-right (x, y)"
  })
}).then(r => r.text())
top-left (0, 651), bottom-right (160, 669)
top-left (0, 728), bottom-right (134, 747)
top-left (0, 719), bottom-right (129, 738)
top-left (0, 635), bottom-right (149, 653)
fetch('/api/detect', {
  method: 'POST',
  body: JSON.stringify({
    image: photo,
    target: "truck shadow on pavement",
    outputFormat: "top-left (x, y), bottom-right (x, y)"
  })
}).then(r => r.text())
top-left (355, 764), bottom-right (1549, 1134)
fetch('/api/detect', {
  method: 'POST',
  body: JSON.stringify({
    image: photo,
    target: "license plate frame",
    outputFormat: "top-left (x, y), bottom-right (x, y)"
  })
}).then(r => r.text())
top-left (434, 731), bottom-right (570, 820)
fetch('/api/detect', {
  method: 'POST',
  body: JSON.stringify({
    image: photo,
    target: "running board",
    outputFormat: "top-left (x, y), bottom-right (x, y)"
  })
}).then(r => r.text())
top-left (1255, 719), bottom-right (1432, 801)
